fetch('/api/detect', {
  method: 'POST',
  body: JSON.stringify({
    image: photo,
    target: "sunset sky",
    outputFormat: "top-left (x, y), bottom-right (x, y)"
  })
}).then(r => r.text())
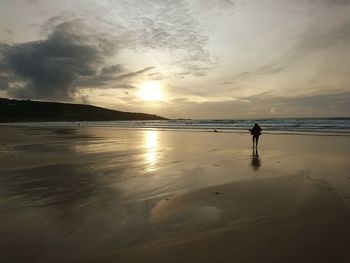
top-left (1, 0), bottom-right (349, 118)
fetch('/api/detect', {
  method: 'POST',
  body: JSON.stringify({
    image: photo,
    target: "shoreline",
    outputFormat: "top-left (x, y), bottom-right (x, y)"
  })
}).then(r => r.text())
top-left (1, 123), bottom-right (350, 136)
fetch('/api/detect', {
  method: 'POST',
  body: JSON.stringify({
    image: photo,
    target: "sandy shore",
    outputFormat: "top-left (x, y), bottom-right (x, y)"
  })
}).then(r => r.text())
top-left (0, 126), bottom-right (350, 262)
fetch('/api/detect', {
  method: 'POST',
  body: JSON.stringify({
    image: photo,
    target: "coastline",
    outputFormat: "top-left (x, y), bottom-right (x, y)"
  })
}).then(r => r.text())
top-left (1, 117), bottom-right (350, 136)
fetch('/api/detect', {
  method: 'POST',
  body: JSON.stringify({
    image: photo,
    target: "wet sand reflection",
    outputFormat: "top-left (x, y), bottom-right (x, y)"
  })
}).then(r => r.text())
top-left (144, 130), bottom-right (159, 172)
top-left (250, 148), bottom-right (261, 171)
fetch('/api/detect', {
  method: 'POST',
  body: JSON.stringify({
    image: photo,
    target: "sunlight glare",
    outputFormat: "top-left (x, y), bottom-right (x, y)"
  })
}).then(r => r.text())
top-left (139, 81), bottom-right (163, 101)
top-left (144, 130), bottom-right (158, 172)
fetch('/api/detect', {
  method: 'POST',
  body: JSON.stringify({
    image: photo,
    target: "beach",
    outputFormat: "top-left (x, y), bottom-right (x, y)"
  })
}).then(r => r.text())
top-left (1, 126), bottom-right (350, 263)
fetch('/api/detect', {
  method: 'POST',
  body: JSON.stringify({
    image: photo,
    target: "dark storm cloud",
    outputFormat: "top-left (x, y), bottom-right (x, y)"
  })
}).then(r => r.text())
top-left (0, 72), bottom-right (17, 90)
top-left (100, 64), bottom-right (125, 75)
top-left (0, 20), bottom-right (115, 100)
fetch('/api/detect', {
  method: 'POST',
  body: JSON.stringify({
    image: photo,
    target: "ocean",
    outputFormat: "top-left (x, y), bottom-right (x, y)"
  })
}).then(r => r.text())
top-left (2, 118), bottom-right (350, 135)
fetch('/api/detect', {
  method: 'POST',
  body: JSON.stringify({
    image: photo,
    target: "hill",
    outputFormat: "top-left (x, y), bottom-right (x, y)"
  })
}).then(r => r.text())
top-left (0, 98), bottom-right (166, 122)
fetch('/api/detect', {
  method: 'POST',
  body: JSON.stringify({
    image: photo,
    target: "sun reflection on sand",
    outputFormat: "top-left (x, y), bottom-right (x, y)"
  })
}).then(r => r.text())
top-left (144, 130), bottom-right (158, 172)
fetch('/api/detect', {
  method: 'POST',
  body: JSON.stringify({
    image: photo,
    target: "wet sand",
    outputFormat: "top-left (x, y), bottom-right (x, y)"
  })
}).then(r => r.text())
top-left (0, 126), bottom-right (350, 262)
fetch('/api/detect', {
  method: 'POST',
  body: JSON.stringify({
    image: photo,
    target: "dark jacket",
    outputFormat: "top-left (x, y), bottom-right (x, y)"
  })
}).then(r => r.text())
top-left (250, 125), bottom-right (262, 136)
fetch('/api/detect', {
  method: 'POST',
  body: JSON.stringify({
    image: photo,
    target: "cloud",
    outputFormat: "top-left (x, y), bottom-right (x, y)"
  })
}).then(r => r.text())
top-left (0, 72), bottom-right (16, 90)
top-left (75, 66), bottom-right (155, 89)
top-left (220, 81), bottom-right (235, 86)
top-left (113, 84), bottom-right (136, 90)
top-left (322, 0), bottom-right (350, 6)
top-left (100, 64), bottom-right (125, 75)
top-left (285, 15), bottom-right (350, 62)
top-left (114, 67), bottom-right (154, 80)
top-left (0, 0), bottom-right (221, 102)
top-left (107, 0), bottom-right (218, 76)
top-left (168, 91), bottom-right (350, 119)
top-left (79, 94), bottom-right (91, 104)
top-left (226, 14), bottom-right (350, 91)
top-left (0, 19), bottom-right (117, 100)
top-left (0, 18), bottom-right (155, 100)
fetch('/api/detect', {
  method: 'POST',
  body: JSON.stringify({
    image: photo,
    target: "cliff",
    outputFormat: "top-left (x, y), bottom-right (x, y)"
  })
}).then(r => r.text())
top-left (0, 98), bottom-right (166, 122)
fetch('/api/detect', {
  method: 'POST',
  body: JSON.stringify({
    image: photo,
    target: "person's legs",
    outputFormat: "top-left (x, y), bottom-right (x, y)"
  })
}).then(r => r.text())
top-left (256, 135), bottom-right (260, 147)
top-left (253, 135), bottom-right (257, 147)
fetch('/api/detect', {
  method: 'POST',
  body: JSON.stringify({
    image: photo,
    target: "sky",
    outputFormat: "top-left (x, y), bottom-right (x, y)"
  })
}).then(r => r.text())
top-left (0, 0), bottom-right (349, 119)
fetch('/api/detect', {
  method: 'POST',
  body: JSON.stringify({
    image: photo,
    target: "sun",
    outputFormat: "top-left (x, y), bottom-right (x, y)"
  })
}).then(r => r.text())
top-left (138, 81), bottom-right (163, 101)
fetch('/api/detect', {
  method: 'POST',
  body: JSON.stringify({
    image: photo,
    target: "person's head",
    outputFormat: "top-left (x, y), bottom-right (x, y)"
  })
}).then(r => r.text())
top-left (254, 123), bottom-right (259, 127)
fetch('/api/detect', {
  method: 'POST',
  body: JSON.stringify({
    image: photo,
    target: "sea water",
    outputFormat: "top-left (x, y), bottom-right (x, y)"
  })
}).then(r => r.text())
top-left (2, 118), bottom-right (350, 135)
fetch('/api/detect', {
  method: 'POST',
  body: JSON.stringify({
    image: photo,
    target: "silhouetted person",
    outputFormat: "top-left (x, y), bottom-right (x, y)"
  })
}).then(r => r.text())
top-left (250, 147), bottom-right (261, 171)
top-left (249, 123), bottom-right (262, 148)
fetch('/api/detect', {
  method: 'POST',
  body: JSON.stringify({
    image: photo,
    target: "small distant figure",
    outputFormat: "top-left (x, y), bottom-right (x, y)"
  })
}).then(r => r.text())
top-left (77, 122), bottom-right (80, 126)
top-left (214, 129), bottom-right (218, 132)
top-left (249, 123), bottom-right (262, 148)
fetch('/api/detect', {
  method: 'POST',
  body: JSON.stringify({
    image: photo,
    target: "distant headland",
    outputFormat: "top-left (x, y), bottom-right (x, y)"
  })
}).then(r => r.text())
top-left (0, 98), bottom-right (167, 122)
